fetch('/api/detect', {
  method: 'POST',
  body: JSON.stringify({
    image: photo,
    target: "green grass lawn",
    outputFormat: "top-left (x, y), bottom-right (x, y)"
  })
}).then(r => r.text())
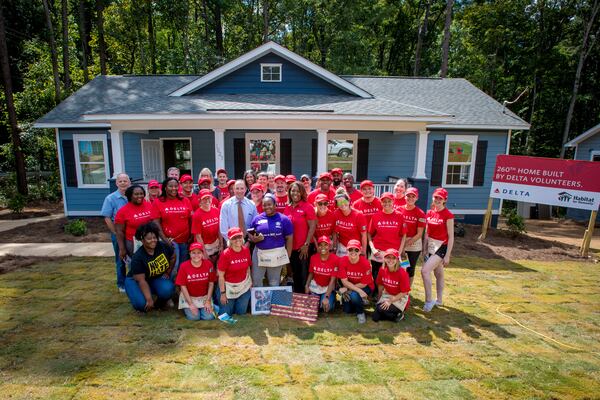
top-left (1, 257), bottom-right (599, 399)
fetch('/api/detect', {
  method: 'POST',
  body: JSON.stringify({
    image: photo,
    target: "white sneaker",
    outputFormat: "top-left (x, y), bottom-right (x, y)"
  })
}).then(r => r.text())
top-left (118, 287), bottom-right (126, 293)
top-left (423, 300), bottom-right (436, 312)
top-left (357, 313), bottom-right (367, 324)
top-left (166, 299), bottom-right (175, 308)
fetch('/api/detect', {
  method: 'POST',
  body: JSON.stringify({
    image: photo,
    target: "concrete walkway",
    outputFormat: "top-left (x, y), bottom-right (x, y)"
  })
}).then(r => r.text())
top-left (0, 242), bottom-right (113, 257)
top-left (0, 213), bottom-right (64, 233)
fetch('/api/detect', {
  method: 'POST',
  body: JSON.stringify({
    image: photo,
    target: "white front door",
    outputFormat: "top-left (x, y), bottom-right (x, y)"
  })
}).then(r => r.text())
top-left (141, 139), bottom-right (162, 182)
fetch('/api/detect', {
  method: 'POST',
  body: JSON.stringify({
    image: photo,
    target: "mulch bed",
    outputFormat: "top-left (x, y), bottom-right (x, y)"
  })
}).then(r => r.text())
top-left (0, 201), bottom-right (64, 220)
top-left (0, 216), bottom-right (110, 243)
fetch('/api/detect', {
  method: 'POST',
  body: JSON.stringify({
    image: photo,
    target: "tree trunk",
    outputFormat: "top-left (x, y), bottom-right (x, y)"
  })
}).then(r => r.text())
top-left (96, 0), bottom-right (108, 75)
top-left (262, 0), bottom-right (269, 43)
top-left (213, 0), bottom-right (224, 58)
top-left (202, 0), bottom-right (210, 41)
top-left (61, 0), bottom-right (70, 90)
top-left (42, 0), bottom-right (61, 103)
top-left (146, 0), bottom-right (156, 73)
top-left (560, 0), bottom-right (600, 158)
top-left (0, 1), bottom-right (27, 195)
top-left (440, 0), bottom-right (453, 78)
top-left (78, 0), bottom-right (89, 82)
top-left (414, 0), bottom-right (430, 76)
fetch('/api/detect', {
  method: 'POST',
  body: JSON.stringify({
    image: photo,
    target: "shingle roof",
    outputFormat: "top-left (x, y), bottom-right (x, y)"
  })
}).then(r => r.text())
top-left (36, 74), bottom-right (529, 129)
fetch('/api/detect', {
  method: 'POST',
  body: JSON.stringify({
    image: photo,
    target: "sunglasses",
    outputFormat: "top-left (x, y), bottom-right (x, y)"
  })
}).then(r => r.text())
top-left (348, 248), bottom-right (360, 253)
top-left (336, 199), bottom-right (349, 205)
top-left (317, 202), bottom-right (329, 206)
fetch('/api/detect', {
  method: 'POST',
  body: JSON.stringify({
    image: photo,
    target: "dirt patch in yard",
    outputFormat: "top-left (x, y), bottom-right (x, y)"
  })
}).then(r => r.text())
top-left (0, 217), bottom-right (110, 243)
top-left (0, 255), bottom-right (66, 274)
top-left (0, 201), bottom-right (64, 220)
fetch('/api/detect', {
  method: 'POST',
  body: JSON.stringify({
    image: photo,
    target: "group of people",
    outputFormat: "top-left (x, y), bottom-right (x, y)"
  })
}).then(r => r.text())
top-left (101, 166), bottom-right (454, 323)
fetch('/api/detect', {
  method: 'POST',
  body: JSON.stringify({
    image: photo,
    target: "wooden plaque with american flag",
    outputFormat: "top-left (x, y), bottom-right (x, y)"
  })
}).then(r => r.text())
top-left (270, 291), bottom-right (319, 322)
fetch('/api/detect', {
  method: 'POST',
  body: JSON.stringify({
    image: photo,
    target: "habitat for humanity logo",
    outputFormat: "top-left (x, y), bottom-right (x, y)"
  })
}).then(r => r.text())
top-left (558, 192), bottom-right (572, 202)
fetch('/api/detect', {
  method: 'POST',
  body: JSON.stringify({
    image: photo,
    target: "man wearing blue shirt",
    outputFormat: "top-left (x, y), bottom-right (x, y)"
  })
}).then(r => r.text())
top-left (219, 180), bottom-right (257, 240)
top-left (101, 173), bottom-right (131, 292)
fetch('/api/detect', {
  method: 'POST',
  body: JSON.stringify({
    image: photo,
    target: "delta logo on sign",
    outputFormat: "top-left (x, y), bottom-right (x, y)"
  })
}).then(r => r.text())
top-left (490, 155), bottom-right (600, 211)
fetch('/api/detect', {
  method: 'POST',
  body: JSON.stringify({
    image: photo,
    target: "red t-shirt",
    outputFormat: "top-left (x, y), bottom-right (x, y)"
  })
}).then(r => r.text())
top-left (315, 210), bottom-right (335, 240)
top-left (182, 193), bottom-right (199, 211)
top-left (114, 200), bottom-right (154, 241)
top-left (426, 208), bottom-right (454, 244)
top-left (333, 208), bottom-right (367, 247)
top-left (191, 206), bottom-right (220, 244)
top-left (274, 194), bottom-right (288, 213)
top-left (217, 246), bottom-right (251, 283)
top-left (256, 203), bottom-right (263, 214)
top-left (218, 185), bottom-right (230, 200)
top-left (393, 197), bottom-right (406, 212)
top-left (338, 255), bottom-right (374, 289)
top-left (376, 266), bottom-right (411, 302)
top-left (400, 206), bottom-right (426, 238)
top-left (175, 259), bottom-right (216, 297)
top-left (307, 188), bottom-right (336, 210)
top-left (352, 197), bottom-right (383, 227)
top-left (369, 211), bottom-right (405, 251)
top-left (284, 201), bottom-right (317, 250)
top-left (309, 253), bottom-right (339, 287)
top-left (347, 189), bottom-right (363, 204)
top-left (151, 197), bottom-right (193, 243)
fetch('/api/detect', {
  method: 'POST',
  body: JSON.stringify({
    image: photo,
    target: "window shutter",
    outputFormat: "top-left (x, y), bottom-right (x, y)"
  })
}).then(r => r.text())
top-left (233, 138), bottom-right (246, 179)
top-left (280, 138), bottom-right (292, 175)
top-left (473, 140), bottom-right (487, 186)
top-left (311, 138), bottom-right (317, 177)
top-left (430, 140), bottom-right (445, 187)
top-left (107, 138), bottom-right (114, 177)
top-left (62, 139), bottom-right (78, 187)
top-left (356, 139), bottom-right (369, 181)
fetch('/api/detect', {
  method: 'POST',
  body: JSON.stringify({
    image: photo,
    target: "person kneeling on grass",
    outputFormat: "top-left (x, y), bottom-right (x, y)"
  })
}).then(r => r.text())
top-left (338, 239), bottom-right (374, 324)
top-left (175, 242), bottom-right (219, 320)
top-left (305, 236), bottom-right (339, 313)
top-left (217, 227), bottom-right (253, 316)
top-left (125, 222), bottom-right (176, 312)
top-left (373, 249), bottom-right (411, 322)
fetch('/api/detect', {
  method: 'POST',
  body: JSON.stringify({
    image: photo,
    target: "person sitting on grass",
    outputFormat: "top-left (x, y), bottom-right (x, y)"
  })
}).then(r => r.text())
top-left (338, 239), bottom-right (374, 324)
top-left (175, 242), bottom-right (218, 320)
top-left (125, 222), bottom-right (176, 313)
top-left (373, 249), bottom-right (411, 323)
top-left (305, 236), bottom-right (339, 313)
top-left (217, 227), bottom-right (253, 316)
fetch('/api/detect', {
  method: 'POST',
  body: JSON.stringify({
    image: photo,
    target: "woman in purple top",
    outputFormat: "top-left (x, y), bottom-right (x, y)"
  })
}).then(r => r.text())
top-left (248, 194), bottom-right (293, 286)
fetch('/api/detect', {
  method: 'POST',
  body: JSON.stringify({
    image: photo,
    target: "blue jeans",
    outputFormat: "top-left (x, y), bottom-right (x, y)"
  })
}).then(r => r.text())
top-left (125, 276), bottom-right (175, 312)
top-left (111, 233), bottom-right (126, 288)
top-left (183, 303), bottom-right (219, 320)
top-left (342, 286), bottom-right (372, 315)
top-left (311, 291), bottom-right (335, 312)
top-left (171, 242), bottom-right (189, 281)
top-left (219, 289), bottom-right (251, 316)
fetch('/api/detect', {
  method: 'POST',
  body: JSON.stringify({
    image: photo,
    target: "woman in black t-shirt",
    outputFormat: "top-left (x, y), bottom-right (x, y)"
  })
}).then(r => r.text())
top-left (124, 223), bottom-right (177, 312)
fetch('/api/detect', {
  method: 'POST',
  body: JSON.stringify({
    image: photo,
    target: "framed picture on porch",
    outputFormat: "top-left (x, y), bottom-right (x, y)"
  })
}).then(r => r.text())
top-left (250, 286), bottom-right (292, 315)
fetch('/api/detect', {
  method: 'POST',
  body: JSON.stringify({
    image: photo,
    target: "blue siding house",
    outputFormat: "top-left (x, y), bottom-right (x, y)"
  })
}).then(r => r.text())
top-left (564, 122), bottom-right (600, 222)
top-left (35, 41), bottom-right (529, 224)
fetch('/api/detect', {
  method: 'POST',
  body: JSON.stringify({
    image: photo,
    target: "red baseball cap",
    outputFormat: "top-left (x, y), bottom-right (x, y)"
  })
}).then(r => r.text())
top-left (360, 180), bottom-right (374, 189)
top-left (274, 175), bottom-right (286, 182)
top-left (285, 175), bottom-right (297, 183)
top-left (227, 227), bottom-right (244, 239)
top-left (180, 174), bottom-right (193, 183)
top-left (346, 239), bottom-right (361, 250)
top-left (433, 188), bottom-right (448, 200)
top-left (199, 189), bottom-right (213, 199)
top-left (317, 235), bottom-right (331, 245)
top-left (315, 194), bottom-right (329, 203)
top-left (319, 172), bottom-right (332, 180)
top-left (189, 242), bottom-right (204, 252)
top-left (216, 168), bottom-right (227, 175)
top-left (330, 168), bottom-right (343, 175)
top-left (406, 187), bottom-right (419, 198)
top-left (384, 248), bottom-right (399, 259)
top-left (227, 179), bottom-right (236, 187)
top-left (198, 177), bottom-right (211, 185)
top-left (380, 192), bottom-right (394, 201)
top-left (250, 183), bottom-right (264, 192)
top-left (148, 180), bottom-right (160, 188)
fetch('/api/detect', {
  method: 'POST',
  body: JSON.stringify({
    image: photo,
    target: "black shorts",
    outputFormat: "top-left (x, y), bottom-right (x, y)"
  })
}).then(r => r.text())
top-left (429, 244), bottom-right (448, 259)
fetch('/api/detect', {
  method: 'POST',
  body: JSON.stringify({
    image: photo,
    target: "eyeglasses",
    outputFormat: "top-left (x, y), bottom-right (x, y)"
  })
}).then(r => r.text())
top-left (317, 202), bottom-right (329, 206)
top-left (301, 178), bottom-right (310, 182)
top-left (348, 248), bottom-right (360, 253)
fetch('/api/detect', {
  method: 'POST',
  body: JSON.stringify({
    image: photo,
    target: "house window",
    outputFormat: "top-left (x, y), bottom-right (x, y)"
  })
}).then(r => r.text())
top-left (261, 63), bottom-right (281, 82)
top-left (247, 133), bottom-right (279, 174)
top-left (591, 151), bottom-right (600, 162)
top-left (73, 134), bottom-right (110, 188)
top-left (327, 133), bottom-right (357, 176)
top-left (443, 135), bottom-right (478, 187)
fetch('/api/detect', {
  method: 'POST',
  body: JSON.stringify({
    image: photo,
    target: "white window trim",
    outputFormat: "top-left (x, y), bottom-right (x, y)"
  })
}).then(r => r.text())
top-left (260, 63), bottom-right (282, 82)
top-left (442, 135), bottom-right (478, 188)
top-left (246, 133), bottom-right (280, 173)
top-left (327, 133), bottom-right (358, 177)
top-left (591, 150), bottom-right (600, 161)
top-left (160, 137), bottom-right (193, 178)
top-left (72, 134), bottom-right (110, 189)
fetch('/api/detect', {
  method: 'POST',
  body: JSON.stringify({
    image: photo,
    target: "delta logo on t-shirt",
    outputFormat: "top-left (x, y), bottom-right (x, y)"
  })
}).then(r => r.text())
top-left (202, 217), bottom-right (219, 226)
top-left (381, 276), bottom-right (400, 288)
top-left (187, 271), bottom-right (211, 281)
top-left (427, 216), bottom-right (445, 226)
top-left (165, 206), bottom-right (189, 212)
top-left (375, 220), bottom-right (400, 228)
top-left (133, 210), bottom-right (152, 220)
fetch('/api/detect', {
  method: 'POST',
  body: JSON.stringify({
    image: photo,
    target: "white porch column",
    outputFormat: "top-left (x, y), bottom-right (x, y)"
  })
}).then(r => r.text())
top-left (109, 129), bottom-right (125, 177)
top-left (413, 130), bottom-right (429, 179)
top-left (317, 129), bottom-right (328, 174)
top-left (213, 128), bottom-right (225, 171)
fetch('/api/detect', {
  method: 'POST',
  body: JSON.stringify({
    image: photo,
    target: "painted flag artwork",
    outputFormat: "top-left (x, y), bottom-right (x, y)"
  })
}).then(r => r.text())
top-left (270, 292), bottom-right (320, 322)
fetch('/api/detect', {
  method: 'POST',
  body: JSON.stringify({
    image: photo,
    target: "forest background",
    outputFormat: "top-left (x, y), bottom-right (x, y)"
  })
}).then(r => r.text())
top-left (0, 0), bottom-right (598, 199)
